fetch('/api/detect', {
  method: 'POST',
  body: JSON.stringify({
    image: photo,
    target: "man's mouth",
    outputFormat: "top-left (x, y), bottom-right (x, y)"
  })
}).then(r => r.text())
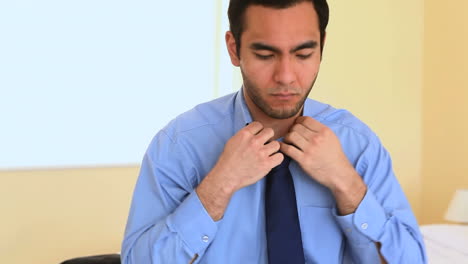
top-left (270, 93), bottom-right (298, 100)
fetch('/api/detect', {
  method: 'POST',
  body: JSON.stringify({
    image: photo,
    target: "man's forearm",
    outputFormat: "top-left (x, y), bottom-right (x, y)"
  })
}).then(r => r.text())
top-left (196, 171), bottom-right (235, 221)
top-left (330, 169), bottom-right (367, 216)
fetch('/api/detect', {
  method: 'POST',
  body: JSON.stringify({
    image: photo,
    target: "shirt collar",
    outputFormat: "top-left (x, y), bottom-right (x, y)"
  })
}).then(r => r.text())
top-left (233, 86), bottom-right (253, 132)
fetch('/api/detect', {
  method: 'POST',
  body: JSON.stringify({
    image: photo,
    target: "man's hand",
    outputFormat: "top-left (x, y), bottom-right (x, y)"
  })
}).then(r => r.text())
top-left (197, 121), bottom-right (283, 220)
top-left (280, 116), bottom-right (366, 215)
top-left (279, 116), bottom-right (353, 189)
top-left (281, 117), bottom-right (386, 261)
top-left (213, 121), bottom-right (283, 192)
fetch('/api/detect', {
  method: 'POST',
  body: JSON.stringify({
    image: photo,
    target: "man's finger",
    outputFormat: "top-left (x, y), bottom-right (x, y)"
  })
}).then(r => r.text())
top-left (269, 152), bottom-right (284, 168)
top-left (279, 142), bottom-right (303, 163)
top-left (244, 121), bottom-right (264, 135)
top-left (263, 140), bottom-right (281, 155)
top-left (290, 123), bottom-right (315, 140)
top-left (295, 116), bottom-right (323, 132)
top-left (284, 131), bottom-right (308, 151)
top-left (256, 127), bottom-right (275, 144)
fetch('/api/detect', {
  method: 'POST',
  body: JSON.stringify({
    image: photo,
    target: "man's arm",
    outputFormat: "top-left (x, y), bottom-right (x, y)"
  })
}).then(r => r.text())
top-left (121, 132), bottom-right (218, 264)
top-left (280, 116), bottom-right (426, 263)
top-left (330, 172), bottom-right (387, 264)
top-left (196, 121), bottom-right (282, 221)
top-left (122, 122), bottom-right (281, 263)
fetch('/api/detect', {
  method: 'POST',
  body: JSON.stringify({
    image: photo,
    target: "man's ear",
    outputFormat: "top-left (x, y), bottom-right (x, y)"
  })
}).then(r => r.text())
top-left (226, 31), bottom-right (240, 66)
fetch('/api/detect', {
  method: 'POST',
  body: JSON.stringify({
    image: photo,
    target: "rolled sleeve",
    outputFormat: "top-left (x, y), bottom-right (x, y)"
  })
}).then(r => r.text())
top-left (333, 190), bottom-right (388, 246)
top-left (167, 190), bottom-right (220, 255)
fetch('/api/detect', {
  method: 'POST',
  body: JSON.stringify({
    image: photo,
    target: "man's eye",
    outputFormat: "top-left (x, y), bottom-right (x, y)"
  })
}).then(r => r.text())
top-left (255, 54), bottom-right (274, 60)
top-left (297, 54), bottom-right (312, 59)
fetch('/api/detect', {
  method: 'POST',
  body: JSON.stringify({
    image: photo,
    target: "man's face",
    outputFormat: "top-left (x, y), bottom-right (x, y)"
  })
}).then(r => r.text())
top-left (231, 2), bottom-right (323, 119)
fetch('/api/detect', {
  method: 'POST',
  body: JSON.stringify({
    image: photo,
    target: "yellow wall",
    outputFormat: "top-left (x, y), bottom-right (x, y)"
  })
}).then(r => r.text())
top-left (421, 0), bottom-right (468, 224)
top-left (0, 167), bottom-right (139, 264)
top-left (314, 0), bottom-right (424, 218)
top-left (3, 0), bottom-right (467, 263)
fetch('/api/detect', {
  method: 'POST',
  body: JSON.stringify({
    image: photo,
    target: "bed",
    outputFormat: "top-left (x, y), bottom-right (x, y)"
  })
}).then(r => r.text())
top-left (420, 224), bottom-right (468, 263)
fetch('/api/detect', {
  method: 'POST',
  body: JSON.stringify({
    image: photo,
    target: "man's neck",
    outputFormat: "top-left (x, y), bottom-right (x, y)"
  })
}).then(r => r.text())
top-left (243, 90), bottom-right (302, 140)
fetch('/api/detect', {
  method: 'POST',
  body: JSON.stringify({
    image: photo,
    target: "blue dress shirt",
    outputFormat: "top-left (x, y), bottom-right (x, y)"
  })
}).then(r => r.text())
top-left (122, 89), bottom-right (427, 263)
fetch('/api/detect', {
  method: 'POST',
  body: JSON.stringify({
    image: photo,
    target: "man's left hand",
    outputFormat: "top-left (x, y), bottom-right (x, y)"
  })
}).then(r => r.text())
top-left (280, 116), bottom-right (367, 215)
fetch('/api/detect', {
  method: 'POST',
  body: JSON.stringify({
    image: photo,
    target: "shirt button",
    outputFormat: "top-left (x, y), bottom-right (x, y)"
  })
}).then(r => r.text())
top-left (202, 235), bottom-right (209, 243)
top-left (361, 223), bottom-right (369, 230)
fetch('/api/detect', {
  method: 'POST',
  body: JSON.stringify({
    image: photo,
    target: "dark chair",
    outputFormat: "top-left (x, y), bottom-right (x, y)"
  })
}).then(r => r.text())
top-left (60, 254), bottom-right (120, 264)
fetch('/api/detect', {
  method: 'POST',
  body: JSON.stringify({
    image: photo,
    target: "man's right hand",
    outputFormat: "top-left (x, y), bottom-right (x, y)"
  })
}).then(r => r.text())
top-left (196, 121), bottom-right (283, 221)
top-left (213, 121), bottom-right (283, 192)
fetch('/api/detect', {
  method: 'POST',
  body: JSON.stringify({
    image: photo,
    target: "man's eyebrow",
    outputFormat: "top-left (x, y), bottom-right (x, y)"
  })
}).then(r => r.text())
top-left (250, 43), bottom-right (281, 53)
top-left (291, 41), bottom-right (318, 53)
top-left (250, 41), bottom-right (318, 54)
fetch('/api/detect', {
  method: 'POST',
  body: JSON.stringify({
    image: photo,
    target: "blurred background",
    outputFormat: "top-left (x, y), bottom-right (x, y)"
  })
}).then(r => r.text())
top-left (1, 0), bottom-right (467, 263)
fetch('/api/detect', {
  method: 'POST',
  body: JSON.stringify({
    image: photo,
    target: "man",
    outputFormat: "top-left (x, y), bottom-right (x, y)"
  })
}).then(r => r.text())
top-left (122, 0), bottom-right (427, 263)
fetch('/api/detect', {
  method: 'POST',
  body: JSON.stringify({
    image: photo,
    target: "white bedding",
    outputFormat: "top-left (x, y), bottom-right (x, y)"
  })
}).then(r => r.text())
top-left (420, 224), bottom-right (468, 263)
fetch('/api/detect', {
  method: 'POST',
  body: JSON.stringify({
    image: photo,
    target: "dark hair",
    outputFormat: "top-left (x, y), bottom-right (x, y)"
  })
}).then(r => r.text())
top-left (228, 0), bottom-right (329, 56)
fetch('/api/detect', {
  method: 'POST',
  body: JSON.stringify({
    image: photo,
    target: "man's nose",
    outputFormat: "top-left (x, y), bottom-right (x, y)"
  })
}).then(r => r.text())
top-left (273, 57), bottom-right (296, 86)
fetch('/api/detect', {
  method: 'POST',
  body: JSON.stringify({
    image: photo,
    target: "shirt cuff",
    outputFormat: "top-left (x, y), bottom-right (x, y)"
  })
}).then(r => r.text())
top-left (333, 190), bottom-right (388, 246)
top-left (166, 191), bottom-right (220, 255)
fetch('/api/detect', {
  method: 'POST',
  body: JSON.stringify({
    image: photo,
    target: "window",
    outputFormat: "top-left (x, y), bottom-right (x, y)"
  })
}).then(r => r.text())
top-left (0, 0), bottom-right (239, 169)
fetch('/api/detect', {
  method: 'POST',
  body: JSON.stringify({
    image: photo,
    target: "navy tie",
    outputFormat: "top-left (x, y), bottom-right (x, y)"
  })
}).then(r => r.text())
top-left (265, 155), bottom-right (305, 263)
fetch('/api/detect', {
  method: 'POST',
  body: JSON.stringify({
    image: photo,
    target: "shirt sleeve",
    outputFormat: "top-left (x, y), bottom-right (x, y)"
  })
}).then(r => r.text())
top-left (121, 130), bottom-right (218, 264)
top-left (333, 133), bottom-right (428, 263)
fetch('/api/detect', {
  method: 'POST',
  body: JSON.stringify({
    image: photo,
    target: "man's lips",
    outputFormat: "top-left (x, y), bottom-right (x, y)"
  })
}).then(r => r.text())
top-left (270, 93), bottom-right (298, 100)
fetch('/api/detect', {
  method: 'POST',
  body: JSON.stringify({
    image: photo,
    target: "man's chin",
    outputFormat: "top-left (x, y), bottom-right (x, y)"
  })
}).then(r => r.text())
top-left (266, 107), bottom-right (301, 119)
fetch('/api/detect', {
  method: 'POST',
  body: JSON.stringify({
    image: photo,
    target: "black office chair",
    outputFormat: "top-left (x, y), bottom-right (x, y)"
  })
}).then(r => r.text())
top-left (60, 254), bottom-right (120, 264)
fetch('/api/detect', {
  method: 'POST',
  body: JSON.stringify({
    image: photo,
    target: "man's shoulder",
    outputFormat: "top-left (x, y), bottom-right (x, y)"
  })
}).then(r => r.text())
top-left (306, 98), bottom-right (374, 138)
top-left (161, 92), bottom-right (237, 141)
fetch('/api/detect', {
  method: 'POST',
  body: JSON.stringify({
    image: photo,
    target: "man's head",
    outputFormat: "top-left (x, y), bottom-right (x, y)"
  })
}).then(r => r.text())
top-left (226, 0), bottom-right (329, 119)
top-left (228, 0), bottom-right (329, 56)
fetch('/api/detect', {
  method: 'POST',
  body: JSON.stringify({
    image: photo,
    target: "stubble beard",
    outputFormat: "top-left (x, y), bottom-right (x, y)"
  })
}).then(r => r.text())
top-left (241, 70), bottom-right (317, 120)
